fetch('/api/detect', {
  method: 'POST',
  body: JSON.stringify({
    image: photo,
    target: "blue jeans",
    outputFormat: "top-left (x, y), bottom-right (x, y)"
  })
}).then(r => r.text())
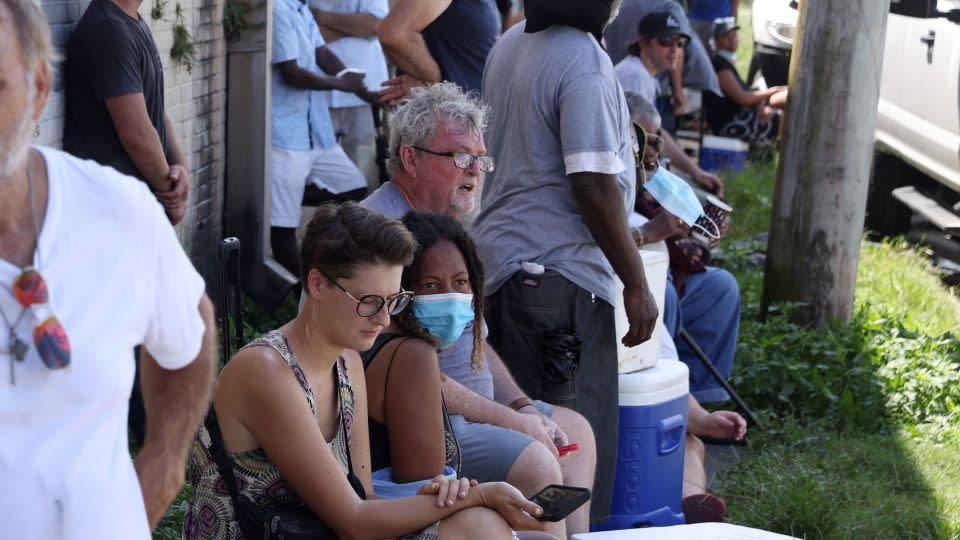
top-left (662, 267), bottom-right (741, 403)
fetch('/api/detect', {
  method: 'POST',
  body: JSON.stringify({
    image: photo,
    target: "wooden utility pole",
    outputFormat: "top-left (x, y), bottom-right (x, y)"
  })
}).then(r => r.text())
top-left (761, 0), bottom-right (891, 326)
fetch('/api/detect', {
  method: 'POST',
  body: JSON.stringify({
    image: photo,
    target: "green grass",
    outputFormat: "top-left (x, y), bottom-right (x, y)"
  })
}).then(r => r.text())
top-left (708, 146), bottom-right (960, 538)
top-left (736, 0), bottom-right (756, 80)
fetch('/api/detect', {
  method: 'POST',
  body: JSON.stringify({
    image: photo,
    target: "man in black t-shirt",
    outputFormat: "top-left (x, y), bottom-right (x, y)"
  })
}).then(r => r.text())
top-left (63, 0), bottom-right (189, 225)
top-left (703, 17), bottom-right (788, 143)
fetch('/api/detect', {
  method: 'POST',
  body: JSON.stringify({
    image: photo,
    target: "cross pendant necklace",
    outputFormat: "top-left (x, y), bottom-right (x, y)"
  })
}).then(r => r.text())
top-left (1, 306), bottom-right (29, 384)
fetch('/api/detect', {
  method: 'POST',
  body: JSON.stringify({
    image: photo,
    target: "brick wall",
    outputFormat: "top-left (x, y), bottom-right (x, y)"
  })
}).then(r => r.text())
top-left (38, 0), bottom-right (227, 281)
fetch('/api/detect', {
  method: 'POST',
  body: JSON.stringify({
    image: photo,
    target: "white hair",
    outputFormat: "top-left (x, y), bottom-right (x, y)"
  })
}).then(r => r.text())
top-left (1, 0), bottom-right (57, 77)
top-left (624, 91), bottom-right (662, 130)
top-left (387, 82), bottom-right (488, 176)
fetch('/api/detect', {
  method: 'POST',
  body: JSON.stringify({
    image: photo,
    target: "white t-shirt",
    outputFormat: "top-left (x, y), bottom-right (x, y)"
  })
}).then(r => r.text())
top-left (310, 0), bottom-right (390, 108)
top-left (615, 54), bottom-right (660, 105)
top-left (0, 147), bottom-right (206, 540)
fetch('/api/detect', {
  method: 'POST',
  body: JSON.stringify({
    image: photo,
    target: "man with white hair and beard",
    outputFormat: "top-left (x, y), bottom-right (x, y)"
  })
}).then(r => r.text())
top-left (472, 0), bottom-right (660, 525)
top-left (0, 1), bottom-right (216, 537)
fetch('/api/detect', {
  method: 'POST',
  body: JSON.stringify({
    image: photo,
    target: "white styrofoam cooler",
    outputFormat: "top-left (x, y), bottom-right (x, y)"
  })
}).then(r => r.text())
top-left (614, 248), bottom-right (669, 374)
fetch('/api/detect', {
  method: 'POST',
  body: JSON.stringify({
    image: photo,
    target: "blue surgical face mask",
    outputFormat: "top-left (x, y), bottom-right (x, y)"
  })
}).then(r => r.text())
top-left (644, 167), bottom-right (721, 239)
top-left (717, 49), bottom-right (736, 63)
top-left (411, 293), bottom-right (475, 350)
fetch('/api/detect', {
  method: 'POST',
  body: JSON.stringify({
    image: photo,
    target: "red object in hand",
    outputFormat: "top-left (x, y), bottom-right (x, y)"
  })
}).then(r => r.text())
top-left (557, 443), bottom-right (579, 456)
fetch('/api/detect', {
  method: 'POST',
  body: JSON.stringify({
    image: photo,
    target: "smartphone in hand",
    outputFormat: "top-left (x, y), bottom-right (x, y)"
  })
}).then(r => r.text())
top-left (529, 485), bottom-right (591, 522)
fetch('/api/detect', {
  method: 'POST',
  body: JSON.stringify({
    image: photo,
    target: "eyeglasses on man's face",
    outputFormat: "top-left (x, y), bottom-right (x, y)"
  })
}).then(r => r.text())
top-left (320, 271), bottom-right (413, 317)
top-left (654, 34), bottom-right (689, 48)
top-left (411, 146), bottom-right (496, 173)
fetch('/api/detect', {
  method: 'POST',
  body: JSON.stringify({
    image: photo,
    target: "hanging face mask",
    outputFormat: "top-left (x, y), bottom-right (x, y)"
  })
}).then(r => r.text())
top-left (643, 166), bottom-right (720, 240)
top-left (717, 49), bottom-right (737, 63)
top-left (411, 293), bottom-right (475, 350)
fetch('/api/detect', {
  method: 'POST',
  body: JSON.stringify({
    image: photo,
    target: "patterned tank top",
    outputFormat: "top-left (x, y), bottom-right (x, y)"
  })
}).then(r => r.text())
top-left (181, 330), bottom-right (356, 540)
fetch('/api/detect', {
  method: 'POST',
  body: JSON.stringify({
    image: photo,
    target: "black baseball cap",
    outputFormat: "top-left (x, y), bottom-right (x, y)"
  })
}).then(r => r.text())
top-left (713, 16), bottom-right (741, 37)
top-left (637, 11), bottom-right (690, 40)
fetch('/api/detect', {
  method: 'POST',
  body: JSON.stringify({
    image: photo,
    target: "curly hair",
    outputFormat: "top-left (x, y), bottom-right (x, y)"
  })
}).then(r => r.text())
top-left (394, 211), bottom-right (485, 370)
top-left (300, 202), bottom-right (417, 283)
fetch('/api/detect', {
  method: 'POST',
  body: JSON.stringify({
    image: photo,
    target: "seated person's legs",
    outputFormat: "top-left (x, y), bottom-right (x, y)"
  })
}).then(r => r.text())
top-left (673, 267), bottom-right (741, 403)
top-left (451, 406), bottom-right (567, 539)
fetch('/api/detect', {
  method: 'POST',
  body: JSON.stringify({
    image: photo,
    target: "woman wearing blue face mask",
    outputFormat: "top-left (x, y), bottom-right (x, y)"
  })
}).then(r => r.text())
top-left (358, 211), bottom-right (486, 498)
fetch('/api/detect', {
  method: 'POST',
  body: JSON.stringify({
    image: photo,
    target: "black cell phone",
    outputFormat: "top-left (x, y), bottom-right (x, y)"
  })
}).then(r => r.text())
top-left (529, 484), bottom-right (591, 522)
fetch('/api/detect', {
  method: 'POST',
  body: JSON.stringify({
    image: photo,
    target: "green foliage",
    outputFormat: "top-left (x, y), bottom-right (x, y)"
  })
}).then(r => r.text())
top-left (151, 0), bottom-right (166, 21)
top-left (727, 240), bottom-right (960, 436)
top-left (223, 0), bottom-right (265, 42)
top-left (720, 160), bottom-right (778, 242)
top-left (171, 3), bottom-right (195, 72)
top-left (716, 430), bottom-right (960, 539)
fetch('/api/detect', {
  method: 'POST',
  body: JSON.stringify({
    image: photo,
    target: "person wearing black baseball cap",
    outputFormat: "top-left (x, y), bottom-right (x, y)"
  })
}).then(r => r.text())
top-left (704, 16), bottom-right (788, 145)
top-left (615, 10), bottom-right (725, 197)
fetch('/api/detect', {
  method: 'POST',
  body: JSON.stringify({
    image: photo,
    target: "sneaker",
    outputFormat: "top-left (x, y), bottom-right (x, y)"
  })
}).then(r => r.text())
top-left (682, 493), bottom-right (728, 523)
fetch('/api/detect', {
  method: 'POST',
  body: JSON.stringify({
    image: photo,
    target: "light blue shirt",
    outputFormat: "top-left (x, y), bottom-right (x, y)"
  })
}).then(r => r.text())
top-left (272, 0), bottom-right (337, 150)
top-left (310, 0), bottom-right (389, 109)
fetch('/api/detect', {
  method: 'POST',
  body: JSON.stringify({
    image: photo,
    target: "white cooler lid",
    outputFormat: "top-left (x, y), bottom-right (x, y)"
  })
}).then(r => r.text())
top-left (702, 134), bottom-right (750, 152)
top-left (618, 359), bottom-right (689, 406)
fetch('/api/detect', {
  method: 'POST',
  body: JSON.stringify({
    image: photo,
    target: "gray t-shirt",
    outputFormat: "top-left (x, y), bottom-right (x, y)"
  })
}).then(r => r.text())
top-left (615, 54), bottom-right (659, 104)
top-left (360, 182), bottom-right (496, 398)
top-left (473, 22), bottom-right (637, 306)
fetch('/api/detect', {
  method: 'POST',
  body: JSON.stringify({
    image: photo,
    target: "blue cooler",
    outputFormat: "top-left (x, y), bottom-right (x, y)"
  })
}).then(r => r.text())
top-left (594, 360), bottom-right (689, 531)
top-left (700, 135), bottom-right (749, 173)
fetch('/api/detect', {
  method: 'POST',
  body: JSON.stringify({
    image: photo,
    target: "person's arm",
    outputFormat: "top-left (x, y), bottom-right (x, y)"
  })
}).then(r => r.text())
top-left (441, 375), bottom-right (559, 458)
top-left (669, 48), bottom-right (688, 115)
top-left (157, 113), bottom-right (189, 224)
top-left (487, 342), bottom-right (526, 407)
top-left (382, 340), bottom-right (449, 483)
top-left (315, 45), bottom-right (350, 75)
top-left (378, 0), bottom-right (448, 83)
top-left (225, 346), bottom-right (546, 538)
top-left (569, 172), bottom-right (659, 346)
top-left (717, 69), bottom-right (779, 107)
top-left (632, 208), bottom-right (690, 246)
top-left (136, 294), bottom-right (217, 529)
top-left (312, 9), bottom-right (381, 38)
top-left (276, 59), bottom-right (366, 93)
top-left (660, 130), bottom-right (724, 197)
top-left (105, 94), bottom-right (172, 193)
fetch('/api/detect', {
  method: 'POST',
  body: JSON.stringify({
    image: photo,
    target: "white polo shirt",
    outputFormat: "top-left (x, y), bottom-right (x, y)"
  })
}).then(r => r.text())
top-left (0, 147), bottom-right (206, 540)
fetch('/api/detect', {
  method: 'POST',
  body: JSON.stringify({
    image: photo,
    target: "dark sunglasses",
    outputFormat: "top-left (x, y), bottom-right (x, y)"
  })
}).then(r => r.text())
top-left (411, 146), bottom-right (496, 173)
top-left (633, 124), bottom-right (663, 173)
top-left (320, 271), bottom-right (413, 318)
top-left (5, 268), bottom-right (71, 384)
top-left (655, 34), bottom-right (689, 48)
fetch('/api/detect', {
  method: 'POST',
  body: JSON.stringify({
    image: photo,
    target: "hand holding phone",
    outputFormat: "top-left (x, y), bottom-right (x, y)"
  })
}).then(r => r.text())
top-left (528, 485), bottom-right (591, 522)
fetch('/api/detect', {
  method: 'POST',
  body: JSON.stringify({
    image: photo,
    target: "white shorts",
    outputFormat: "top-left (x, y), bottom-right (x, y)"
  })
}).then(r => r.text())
top-left (270, 145), bottom-right (367, 228)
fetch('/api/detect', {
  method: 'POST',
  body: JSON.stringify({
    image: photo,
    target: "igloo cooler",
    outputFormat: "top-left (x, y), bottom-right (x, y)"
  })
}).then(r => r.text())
top-left (594, 360), bottom-right (690, 531)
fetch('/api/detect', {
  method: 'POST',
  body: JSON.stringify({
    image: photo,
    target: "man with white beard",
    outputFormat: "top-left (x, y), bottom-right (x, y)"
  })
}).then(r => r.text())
top-left (0, 1), bottom-right (216, 538)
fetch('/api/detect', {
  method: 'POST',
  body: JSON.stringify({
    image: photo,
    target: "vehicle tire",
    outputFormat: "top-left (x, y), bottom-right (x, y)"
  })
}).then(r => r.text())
top-left (864, 151), bottom-right (916, 238)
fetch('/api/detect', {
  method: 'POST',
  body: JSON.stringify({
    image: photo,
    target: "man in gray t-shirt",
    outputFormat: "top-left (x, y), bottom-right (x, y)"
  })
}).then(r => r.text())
top-left (473, 16), bottom-right (659, 523)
